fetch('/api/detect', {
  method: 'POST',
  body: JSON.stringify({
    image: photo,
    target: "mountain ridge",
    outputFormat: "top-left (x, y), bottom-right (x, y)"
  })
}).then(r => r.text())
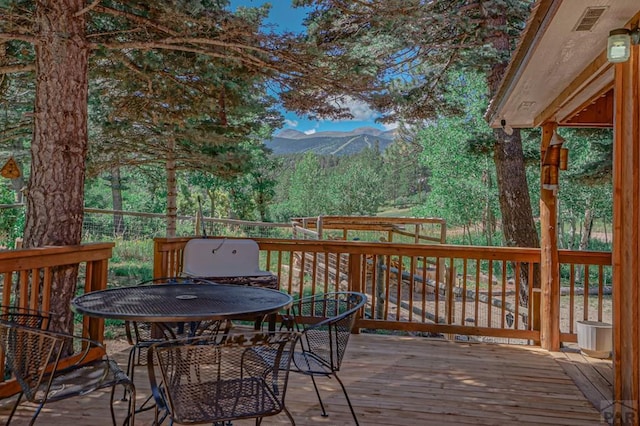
top-left (266, 127), bottom-right (397, 156)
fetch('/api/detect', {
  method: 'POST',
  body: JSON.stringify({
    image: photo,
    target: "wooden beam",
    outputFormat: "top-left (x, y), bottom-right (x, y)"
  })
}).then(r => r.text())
top-left (612, 42), bottom-right (640, 422)
top-left (562, 88), bottom-right (614, 128)
top-left (540, 122), bottom-right (561, 351)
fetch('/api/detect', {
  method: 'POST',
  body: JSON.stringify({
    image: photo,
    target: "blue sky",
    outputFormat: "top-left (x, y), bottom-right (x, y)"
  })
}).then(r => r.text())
top-left (229, 0), bottom-right (395, 135)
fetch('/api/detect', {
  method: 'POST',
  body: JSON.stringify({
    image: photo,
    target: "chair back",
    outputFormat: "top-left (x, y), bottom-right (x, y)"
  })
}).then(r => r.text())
top-left (149, 331), bottom-right (298, 424)
top-left (0, 321), bottom-right (64, 401)
top-left (292, 292), bottom-right (367, 371)
top-left (0, 306), bottom-right (51, 330)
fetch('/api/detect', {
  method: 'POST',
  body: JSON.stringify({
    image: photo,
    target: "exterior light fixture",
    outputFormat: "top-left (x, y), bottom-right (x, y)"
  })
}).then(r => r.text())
top-left (607, 26), bottom-right (640, 63)
top-left (500, 119), bottom-right (514, 136)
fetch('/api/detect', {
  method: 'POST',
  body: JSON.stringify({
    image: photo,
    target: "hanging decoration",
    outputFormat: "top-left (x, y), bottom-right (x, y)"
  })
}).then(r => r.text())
top-left (0, 157), bottom-right (21, 179)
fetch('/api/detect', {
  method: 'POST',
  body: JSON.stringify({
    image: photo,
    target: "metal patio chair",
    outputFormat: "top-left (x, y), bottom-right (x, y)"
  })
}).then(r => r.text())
top-left (123, 276), bottom-right (228, 399)
top-left (0, 319), bottom-right (135, 425)
top-left (147, 331), bottom-right (298, 425)
top-left (0, 305), bottom-right (53, 410)
top-left (282, 291), bottom-right (367, 425)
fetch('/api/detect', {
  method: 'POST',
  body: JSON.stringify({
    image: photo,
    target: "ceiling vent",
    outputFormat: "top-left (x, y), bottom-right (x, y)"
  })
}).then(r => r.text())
top-left (574, 7), bottom-right (608, 32)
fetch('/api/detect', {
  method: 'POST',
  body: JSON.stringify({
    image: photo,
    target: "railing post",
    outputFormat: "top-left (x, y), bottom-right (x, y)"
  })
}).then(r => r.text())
top-left (446, 263), bottom-right (455, 324)
top-left (317, 215), bottom-right (323, 239)
top-left (153, 239), bottom-right (166, 278)
top-left (348, 253), bottom-right (363, 293)
top-left (375, 255), bottom-right (385, 319)
top-left (349, 253), bottom-right (363, 333)
top-left (84, 258), bottom-right (108, 343)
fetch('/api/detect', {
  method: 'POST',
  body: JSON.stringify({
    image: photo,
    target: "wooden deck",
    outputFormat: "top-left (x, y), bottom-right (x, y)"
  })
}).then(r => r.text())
top-left (0, 333), bottom-right (608, 425)
top-left (552, 348), bottom-right (614, 415)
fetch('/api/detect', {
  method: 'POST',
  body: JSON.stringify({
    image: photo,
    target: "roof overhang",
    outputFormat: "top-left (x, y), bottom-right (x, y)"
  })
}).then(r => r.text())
top-left (486, 0), bottom-right (640, 129)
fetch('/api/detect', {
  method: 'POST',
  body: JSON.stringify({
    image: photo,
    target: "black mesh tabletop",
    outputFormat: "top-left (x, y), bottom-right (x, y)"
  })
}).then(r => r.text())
top-left (72, 283), bottom-right (293, 322)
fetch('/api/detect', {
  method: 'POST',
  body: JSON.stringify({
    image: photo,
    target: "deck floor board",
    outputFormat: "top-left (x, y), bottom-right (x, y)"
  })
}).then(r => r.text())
top-left (0, 334), bottom-right (607, 425)
top-left (552, 348), bottom-right (613, 413)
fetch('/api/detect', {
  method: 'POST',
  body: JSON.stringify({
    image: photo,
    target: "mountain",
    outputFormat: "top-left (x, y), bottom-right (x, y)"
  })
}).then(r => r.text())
top-left (265, 127), bottom-right (397, 156)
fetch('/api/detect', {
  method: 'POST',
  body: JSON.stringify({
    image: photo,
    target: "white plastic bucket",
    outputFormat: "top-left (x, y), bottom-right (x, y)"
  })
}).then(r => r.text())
top-left (576, 320), bottom-right (612, 359)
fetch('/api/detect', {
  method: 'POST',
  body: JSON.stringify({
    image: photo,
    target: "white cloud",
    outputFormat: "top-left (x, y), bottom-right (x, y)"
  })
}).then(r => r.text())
top-left (382, 122), bottom-right (399, 131)
top-left (285, 119), bottom-right (299, 127)
top-left (304, 129), bottom-right (317, 135)
top-left (332, 96), bottom-right (378, 122)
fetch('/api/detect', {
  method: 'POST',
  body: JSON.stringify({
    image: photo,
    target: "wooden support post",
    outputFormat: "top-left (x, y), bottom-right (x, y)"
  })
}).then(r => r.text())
top-left (317, 215), bottom-right (323, 239)
top-left (612, 43), bottom-right (640, 422)
top-left (540, 122), bottom-right (561, 351)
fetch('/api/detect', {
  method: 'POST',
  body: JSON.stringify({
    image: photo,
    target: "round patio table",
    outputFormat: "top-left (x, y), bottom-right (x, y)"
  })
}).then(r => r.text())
top-left (72, 283), bottom-right (293, 324)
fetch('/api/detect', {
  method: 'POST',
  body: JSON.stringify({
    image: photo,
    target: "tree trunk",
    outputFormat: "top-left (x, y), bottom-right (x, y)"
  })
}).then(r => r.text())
top-left (493, 130), bottom-right (538, 248)
top-left (486, 8), bottom-right (538, 249)
top-left (486, 8), bottom-right (541, 310)
top-left (166, 138), bottom-right (177, 237)
top-left (207, 188), bottom-right (216, 217)
top-left (23, 0), bottom-right (88, 334)
top-left (482, 168), bottom-right (494, 245)
top-left (574, 207), bottom-right (594, 286)
top-left (557, 199), bottom-right (566, 248)
top-left (579, 207), bottom-right (593, 251)
top-left (111, 166), bottom-right (125, 236)
top-left (493, 128), bottom-right (540, 308)
top-left (568, 213), bottom-right (576, 249)
top-left (256, 191), bottom-right (267, 222)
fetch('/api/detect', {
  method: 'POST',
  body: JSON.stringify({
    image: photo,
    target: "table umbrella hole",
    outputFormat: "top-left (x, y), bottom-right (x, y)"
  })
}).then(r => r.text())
top-left (176, 294), bottom-right (198, 300)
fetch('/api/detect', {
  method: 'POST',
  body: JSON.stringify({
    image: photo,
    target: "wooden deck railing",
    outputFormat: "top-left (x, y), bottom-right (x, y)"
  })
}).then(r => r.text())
top-left (0, 238), bottom-right (611, 396)
top-left (154, 237), bottom-right (612, 343)
top-left (558, 249), bottom-right (613, 343)
top-left (0, 243), bottom-right (114, 396)
top-left (291, 215), bottom-right (447, 244)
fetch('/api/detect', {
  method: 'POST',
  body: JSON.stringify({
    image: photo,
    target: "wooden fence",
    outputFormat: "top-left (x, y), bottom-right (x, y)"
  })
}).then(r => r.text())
top-left (291, 215), bottom-right (447, 243)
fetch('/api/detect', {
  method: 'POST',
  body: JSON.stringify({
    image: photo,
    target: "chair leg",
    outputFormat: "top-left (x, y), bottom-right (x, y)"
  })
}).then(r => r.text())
top-left (110, 385), bottom-right (118, 426)
top-left (283, 406), bottom-right (296, 425)
top-left (29, 400), bottom-right (46, 426)
top-left (126, 382), bottom-right (136, 426)
top-left (154, 403), bottom-right (173, 425)
top-left (110, 382), bottom-right (136, 426)
top-left (123, 346), bottom-right (137, 401)
top-left (151, 388), bottom-right (169, 426)
top-left (5, 391), bottom-right (23, 425)
top-left (334, 373), bottom-right (359, 426)
top-left (309, 373), bottom-right (360, 425)
top-left (309, 374), bottom-right (328, 417)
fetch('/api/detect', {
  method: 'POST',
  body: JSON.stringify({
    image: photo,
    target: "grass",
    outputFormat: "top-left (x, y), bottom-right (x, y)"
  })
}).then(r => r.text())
top-left (377, 206), bottom-right (415, 217)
